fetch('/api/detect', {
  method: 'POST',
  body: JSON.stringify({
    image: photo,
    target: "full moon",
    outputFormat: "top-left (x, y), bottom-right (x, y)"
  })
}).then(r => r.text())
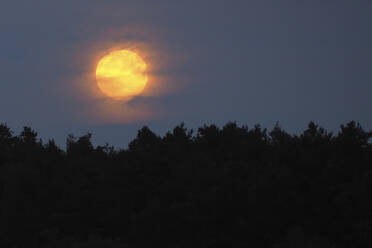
top-left (96, 49), bottom-right (148, 100)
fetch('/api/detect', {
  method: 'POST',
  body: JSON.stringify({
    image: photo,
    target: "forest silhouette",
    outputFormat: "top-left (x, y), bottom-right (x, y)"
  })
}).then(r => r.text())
top-left (0, 121), bottom-right (371, 247)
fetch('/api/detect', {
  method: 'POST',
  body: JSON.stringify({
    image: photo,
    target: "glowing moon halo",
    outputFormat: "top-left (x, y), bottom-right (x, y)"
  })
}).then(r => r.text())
top-left (96, 49), bottom-right (148, 100)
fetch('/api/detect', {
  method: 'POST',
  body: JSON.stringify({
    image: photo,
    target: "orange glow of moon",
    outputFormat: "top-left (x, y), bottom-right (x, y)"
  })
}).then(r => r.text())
top-left (96, 49), bottom-right (148, 100)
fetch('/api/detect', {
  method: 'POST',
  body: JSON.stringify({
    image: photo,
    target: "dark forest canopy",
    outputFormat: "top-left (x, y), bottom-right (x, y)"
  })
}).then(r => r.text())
top-left (0, 121), bottom-right (372, 248)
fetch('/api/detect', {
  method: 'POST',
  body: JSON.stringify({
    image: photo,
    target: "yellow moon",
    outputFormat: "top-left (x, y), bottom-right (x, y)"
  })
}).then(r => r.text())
top-left (96, 49), bottom-right (148, 100)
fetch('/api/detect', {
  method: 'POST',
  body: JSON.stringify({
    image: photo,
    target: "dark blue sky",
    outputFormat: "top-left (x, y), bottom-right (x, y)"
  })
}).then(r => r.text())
top-left (1, 1), bottom-right (371, 148)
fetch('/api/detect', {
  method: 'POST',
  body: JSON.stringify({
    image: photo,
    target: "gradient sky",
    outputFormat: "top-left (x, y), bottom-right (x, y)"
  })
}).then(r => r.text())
top-left (1, 0), bottom-right (371, 148)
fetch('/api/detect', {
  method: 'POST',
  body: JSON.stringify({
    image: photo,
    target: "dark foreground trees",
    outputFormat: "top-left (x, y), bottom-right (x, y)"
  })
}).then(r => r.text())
top-left (0, 121), bottom-right (371, 248)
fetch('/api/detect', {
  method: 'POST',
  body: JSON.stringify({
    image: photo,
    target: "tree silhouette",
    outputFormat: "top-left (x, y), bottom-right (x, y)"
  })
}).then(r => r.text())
top-left (128, 126), bottom-right (161, 153)
top-left (19, 126), bottom-right (38, 145)
top-left (66, 133), bottom-right (93, 157)
top-left (0, 121), bottom-right (371, 247)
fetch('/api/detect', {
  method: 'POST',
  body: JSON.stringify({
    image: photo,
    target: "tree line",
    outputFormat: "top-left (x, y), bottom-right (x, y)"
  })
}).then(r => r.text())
top-left (0, 121), bottom-right (371, 247)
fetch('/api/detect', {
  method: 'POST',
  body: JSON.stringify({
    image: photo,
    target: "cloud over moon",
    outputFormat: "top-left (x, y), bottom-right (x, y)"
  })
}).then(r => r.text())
top-left (63, 24), bottom-right (185, 124)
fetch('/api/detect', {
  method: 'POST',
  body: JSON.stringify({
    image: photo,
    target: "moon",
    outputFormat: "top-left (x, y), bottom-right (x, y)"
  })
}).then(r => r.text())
top-left (96, 49), bottom-right (148, 100)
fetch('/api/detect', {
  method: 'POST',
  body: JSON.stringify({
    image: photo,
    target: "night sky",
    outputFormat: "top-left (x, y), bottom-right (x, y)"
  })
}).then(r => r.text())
top-left (1, 0), bottom-right (371, 148)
